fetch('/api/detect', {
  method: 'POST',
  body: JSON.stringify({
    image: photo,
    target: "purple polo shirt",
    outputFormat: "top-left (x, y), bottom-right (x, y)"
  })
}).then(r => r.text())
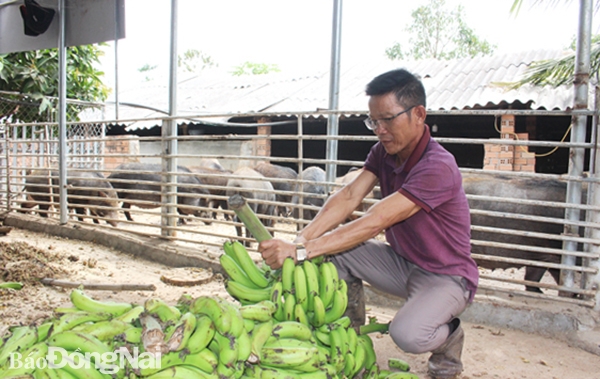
top-left (364, 125), bottom-right (479, 302)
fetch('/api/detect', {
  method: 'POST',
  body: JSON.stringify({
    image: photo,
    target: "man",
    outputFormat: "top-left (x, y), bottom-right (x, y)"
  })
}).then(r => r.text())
top-left (258, 68), bottom-right (479, 379)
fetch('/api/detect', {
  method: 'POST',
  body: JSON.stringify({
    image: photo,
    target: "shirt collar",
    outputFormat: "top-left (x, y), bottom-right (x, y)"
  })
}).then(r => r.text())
top-left (402, 124), bottom-right (431, 173)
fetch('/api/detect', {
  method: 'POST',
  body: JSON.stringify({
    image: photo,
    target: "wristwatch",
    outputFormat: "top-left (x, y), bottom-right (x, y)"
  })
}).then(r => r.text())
top-left (295, 243), bottom-right (308, 262)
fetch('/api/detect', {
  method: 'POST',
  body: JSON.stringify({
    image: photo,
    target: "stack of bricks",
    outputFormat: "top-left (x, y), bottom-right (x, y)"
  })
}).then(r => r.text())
top-left (104, 136), bottom-right (140, 171)
top-left (483, 115), bottom-right (535, 172)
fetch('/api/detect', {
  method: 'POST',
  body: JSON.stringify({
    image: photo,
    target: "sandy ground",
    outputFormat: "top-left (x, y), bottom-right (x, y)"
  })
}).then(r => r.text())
top-left (1, 226), bottom-right (599, 379)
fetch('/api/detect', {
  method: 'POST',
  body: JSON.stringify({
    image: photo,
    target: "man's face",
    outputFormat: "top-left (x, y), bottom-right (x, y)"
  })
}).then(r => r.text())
top-left (367, 92), bottom-right (424, 159)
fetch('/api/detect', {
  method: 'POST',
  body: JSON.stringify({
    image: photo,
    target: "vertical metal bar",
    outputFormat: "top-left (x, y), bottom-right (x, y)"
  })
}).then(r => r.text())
top-left (325, 0), bottom-right (343, 188)
top-left (114, 0), bottom-right (120, 120)
top-left (585, 82), bottom-right (600, 310)
top-left (58, 0), bottom-right (68, 224)
top-left (161, 0), bottom-right (178, 237)
top-left (560, 0), bottom-right (592, 290)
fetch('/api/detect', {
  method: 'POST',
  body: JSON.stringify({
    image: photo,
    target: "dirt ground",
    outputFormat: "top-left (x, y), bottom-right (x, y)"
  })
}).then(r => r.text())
top-left (1, 227), bottom-right (599, 379)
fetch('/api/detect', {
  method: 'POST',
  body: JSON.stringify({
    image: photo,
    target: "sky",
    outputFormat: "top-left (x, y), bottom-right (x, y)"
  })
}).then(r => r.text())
top-left (99, 0), bottom-right (596, 93)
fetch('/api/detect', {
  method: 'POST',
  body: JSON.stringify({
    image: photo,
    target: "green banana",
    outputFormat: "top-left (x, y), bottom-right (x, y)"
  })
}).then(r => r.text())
top-left (328, 326), bottom-right (345, 372)
top-left (383, 372), bottom-right (420, 379)
top-left (271, 282), bottom-right (285, 322)
top-left (143, 364), bottom-right (217, 379)
top-left (69, 289), bottom-right (133, 317)
top-left (138, 348), bottom-right (218, 376)
top-left (33, 366), bottom-right (61, 379)
top-left (190, 297), bottom-right (232, 336)
top-left (120, 326), bottom-right (142, 344)
top-left (364, 363), bottom-right (380, 379)
top-left (237, 330), bottom-right (252, 362)
top-left (52, 353), bottom-right (111, 379)
top-left (212, 332), bottom-right (239, 368)
top-left (231, 240), bottom-right (270, 288)
top-left (283, 294), bottom-right (296, 322)
top-left (36, 323), bottom-right (54, 343)
top-left (215, 298), bottom-right (244, 338)
top-left (293, 265), bottom-right (308, 313)
top-left (358, 334), bottom-right (377, 371)
top-left (240, 301), bottom-right (276, 322)
top-left (313, 330), bottom-right (330, 346)
top-left (50, 311), bottom-right (112, 336)
top-left (281, 257), bottom-right (295, 295)
top-left (246, 365), bottom-right (299, 379)
top-left (0, 282), bottom-right (23, 290)
top-left (271, 321), bottom-right (312, 342)
top-left (293, 303), bottom-right (309, 326)
top-left (352, 341), bottom-right (367, 378)
top-left (77, 319), bottom-right (132, 341)
top-left (343, 352), bottom-right (356, 377)
top-left (220, 253), bottom-right (260, 289)
top-left (225, 280), bottom-right (272, 304)
top-left (243, 318), bottom-right (255, 333)
top-left (52, 307), bottom-right (81, 314)
top-left (114, 305), bottom-right (145, 323)
top-left (347, 326), bottom-right (358, 355)
top-left (222, 240), bottom-right (238, 261)
top-left (318, 262), bottom-right (335, 309)
top-left (302, 260), bottom-right (319, 312)
top-left (47, 331), bottom-right (111, 356)
top-left (326, 262), bottom-right (339, 286)
top-left (186, 315), bottom-right (216, 354)
top-left (164, 311), bottom-right (197, 352)
top-left (2, 342), bottom-right (48, 377)
top-left (323, 289), bottom-right (347, 324)
top-left (388, 357), bottom-right (411, 372)
top-left (338, 278), bottom-right (348, 307)
top-left (0, 325), bottom-right (38, 366)
top-left (260, 338), bottom-right (318, 368)
top-left (250, 319), bottom-right (273, 362)
top-left (144, 298), bottom-right (182, 323)
top-left (310, 295), bottom-right (326, 328)
top-left (286, 351), bottom-right (322, 373)
top-left (216, 361), bottom-right (236, 379)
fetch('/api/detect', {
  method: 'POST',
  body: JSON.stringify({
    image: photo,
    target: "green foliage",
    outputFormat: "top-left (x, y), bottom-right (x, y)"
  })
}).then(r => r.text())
top-left (508, 37), bottom-right (600, 89)
top-left (178, 49), bottom-right (217, 73)
top-left (0, 44), bottom-right (109, 123)
top-left (231, 62), bottom-right (281, 76)
top-left (385, 0), bottom-right (495, 61)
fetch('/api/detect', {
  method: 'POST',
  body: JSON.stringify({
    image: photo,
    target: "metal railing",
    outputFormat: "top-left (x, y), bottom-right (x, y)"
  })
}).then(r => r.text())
top-left (1, 108), bottom-right (599, 310)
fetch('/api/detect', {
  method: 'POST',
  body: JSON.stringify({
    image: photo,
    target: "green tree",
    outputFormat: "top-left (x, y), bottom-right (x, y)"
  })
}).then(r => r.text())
top-left (231, 62), bottom-right (281, 76)
top-left (0, 44), bottom-right (109, 122)
top-left (178, 49), bottom-right (217, 73)
top-left (385, 0), bottom-right (495, 61)
top-left (509, 0), bottom-right (600, 88)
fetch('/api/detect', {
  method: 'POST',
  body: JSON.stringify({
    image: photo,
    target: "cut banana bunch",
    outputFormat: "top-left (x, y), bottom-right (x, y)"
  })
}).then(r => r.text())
top-left (0, 240), bottom-right (398, 379)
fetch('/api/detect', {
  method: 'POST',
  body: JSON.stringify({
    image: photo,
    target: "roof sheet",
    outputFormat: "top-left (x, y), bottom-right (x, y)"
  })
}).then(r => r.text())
top-left (96, 49), bottom-right (581, 129)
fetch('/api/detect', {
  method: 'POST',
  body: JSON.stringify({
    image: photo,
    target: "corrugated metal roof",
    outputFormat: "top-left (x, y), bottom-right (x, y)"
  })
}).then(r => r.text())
top-left (98, 49), bottom-right (580, 129)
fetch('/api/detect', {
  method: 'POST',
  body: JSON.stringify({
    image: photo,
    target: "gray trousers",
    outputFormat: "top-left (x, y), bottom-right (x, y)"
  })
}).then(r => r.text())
top-left (330, 239), bottom-right (471, 354)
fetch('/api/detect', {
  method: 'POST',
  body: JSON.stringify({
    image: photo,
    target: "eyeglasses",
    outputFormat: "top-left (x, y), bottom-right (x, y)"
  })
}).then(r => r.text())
top-left (363, 106), bottom-right (415, 131)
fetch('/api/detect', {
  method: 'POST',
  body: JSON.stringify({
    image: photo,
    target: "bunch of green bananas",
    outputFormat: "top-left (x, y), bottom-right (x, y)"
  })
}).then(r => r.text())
top-left (220, 240), bottom-right (399, 379)
top-left (0, 239), bottom-right (412, 379)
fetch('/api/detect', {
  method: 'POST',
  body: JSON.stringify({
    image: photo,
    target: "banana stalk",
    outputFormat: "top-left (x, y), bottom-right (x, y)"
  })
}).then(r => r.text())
top-left (227, 194), bottom-right (272, 242)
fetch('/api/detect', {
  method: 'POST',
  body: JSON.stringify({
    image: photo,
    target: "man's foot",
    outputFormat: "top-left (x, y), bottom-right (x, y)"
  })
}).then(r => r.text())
top-left (427, 318), bottom-right (464, 379)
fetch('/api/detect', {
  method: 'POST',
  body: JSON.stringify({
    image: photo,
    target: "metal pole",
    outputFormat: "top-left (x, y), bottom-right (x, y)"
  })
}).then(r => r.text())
top-left (114, 0), bottom-right (120, 120)
top-left (58, 0), bottom-right (68, 224)
top-left (560, 0), bottom-right (592, 291)
top-left (325, 0), bottom-right (342, 186)
top-left (161, 0), bottom-right (178, 237)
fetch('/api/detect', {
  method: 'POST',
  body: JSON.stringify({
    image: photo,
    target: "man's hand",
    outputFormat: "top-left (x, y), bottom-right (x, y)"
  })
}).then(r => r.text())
top-left (258, 239), bottom-right (297, 269)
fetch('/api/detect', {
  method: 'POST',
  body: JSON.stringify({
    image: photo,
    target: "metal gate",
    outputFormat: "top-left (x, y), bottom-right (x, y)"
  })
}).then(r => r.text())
top-left (1, 109), bottom-right (598, 310)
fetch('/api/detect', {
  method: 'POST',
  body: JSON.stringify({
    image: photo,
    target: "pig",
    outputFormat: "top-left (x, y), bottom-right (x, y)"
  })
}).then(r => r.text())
top-left (107, 163), bottom-right (209, 225)
top-left (252, 162), bottom-right (298, 217)
top-left (291, 166), bottom-right (327, 230)
top-left (21, 169), bottom-right (120, 227)
top-left (188, 165), bottom-right (233, 222)
top-left (225, 166), bottom-right (276, 245)
top-left (462, 172), bottom-right (584, 293)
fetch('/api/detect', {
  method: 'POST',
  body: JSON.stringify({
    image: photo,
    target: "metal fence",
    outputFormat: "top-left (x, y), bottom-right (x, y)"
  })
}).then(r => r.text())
top-left (1, 108), bottom-right (599, 311)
